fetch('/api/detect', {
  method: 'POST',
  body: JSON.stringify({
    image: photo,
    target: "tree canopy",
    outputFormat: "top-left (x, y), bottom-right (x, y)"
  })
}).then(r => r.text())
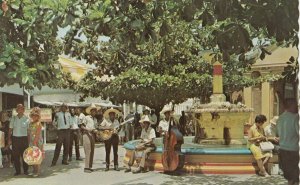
top-left (69, 0), bottom-right (297, 111)
top-left (1, 0), bottom-right (298, 111)
top-left (0, 0), bottom-right (74, 89)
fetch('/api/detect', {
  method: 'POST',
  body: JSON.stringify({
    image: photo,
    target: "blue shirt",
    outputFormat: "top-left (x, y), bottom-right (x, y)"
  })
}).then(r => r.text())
top-left (276, 111), bottom-right (299, 151)
top-left (9, 115), bottom-right (29, 137)
top-left (53, 111), bottom-right (72, 130)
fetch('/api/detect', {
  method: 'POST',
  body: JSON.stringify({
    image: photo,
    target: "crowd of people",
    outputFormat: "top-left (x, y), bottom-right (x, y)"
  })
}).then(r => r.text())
top-left (0, 98), bottom-right (299, 185)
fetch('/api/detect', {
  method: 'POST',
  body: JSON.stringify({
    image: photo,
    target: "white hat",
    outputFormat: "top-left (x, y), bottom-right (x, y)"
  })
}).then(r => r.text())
top-left (160, 106), bottom-right (173, 114)
top-left (86, 104), bottom-right (100, 115)
top-left (139, 115), bottom-right (153, 124)
top-left (103, 107), bottom-right (121, 118)
top-left (270, 116), bottom-right (279, 125)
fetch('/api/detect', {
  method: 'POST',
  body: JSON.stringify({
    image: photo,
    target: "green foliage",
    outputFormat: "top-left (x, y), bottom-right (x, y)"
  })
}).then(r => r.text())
top-left (0, 0), bottom-right (73, 89)
top-left (64, 0), bottom-right (297, 111)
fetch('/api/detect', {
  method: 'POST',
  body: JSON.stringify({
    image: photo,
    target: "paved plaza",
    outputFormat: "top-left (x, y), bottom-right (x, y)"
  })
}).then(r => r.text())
top-left (0, 144), bottom-right (286, 185)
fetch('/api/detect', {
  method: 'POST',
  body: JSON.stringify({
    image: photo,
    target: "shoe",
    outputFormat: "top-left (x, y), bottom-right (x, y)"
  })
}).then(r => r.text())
top-left (132, 167), bottom-right (144, 174)
top-left (124, 168), bottom-right (131, 173)
top-left (68, 158), bottom-right (72, 162)
top-left (258, 171), bottom-right (270, 177)
top-left (84, 168), bottom-right (93, 173)
top-left (114, 165), bottom-right (120, 171)
top-left (76, 157), bottom-right (83, 161)
top-left (50, 163), bottom-right (56, 167)
top-left (62, 161), bottom-right (69, 165)
top-left (32, 173), bottom-right (39, 177)
top-left (24, 171), bottom-right (29, 175)
top-left (105, 165), bottom-right (109, 171)
top-left (14, 172), bottom-right (20, 176)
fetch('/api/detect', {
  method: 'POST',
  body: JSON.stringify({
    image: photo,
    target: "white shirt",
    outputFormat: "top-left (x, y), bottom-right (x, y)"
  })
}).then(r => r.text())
top-left (141, 127), bottom-right (156, 142)
top-left (78, 113), bottom-right (86, 125)
top-left (70, 115), bottom-right (79, 130)
top-left (264, 124), bottom-right (276, 137)
top-left (53, 111), bottom-right (72, 130)
top-left (100, 118), bottom-right (120, 129)
top-left (84, 115), bottom-right (97, 131)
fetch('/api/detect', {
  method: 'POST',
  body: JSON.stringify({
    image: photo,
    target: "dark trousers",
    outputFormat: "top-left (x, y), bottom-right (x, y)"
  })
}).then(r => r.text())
top-left (12, 136), bottom-right (29, 174)
top-left (104, 134), bottom-right (119, 166)
top-left (69, 129), bottom-right (80, 159)
top-left (52, 129), bottom-right (70, 164)
top-left (279, 149), bottom-right (299, 183)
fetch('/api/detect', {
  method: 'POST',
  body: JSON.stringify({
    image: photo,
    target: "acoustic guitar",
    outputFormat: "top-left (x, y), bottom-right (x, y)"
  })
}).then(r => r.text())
top-left (96, 117), bottom-right (134, 141)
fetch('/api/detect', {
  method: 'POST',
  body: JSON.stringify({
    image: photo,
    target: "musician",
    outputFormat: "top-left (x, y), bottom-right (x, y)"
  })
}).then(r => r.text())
top-left (99, 108), bottom-right (121, 171)
top-left (158, 107), bottom-right (177, 136)
top-left (80, 104), bottom-right (99, 173)
top-left (125, 115), bottom-right (156, 173)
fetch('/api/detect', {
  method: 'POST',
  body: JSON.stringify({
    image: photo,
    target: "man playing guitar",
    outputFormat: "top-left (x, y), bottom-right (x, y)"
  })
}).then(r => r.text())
top-left (125, 115), bottom-right (156, 173)
top-left (99, 108), bottom-right (121, 171)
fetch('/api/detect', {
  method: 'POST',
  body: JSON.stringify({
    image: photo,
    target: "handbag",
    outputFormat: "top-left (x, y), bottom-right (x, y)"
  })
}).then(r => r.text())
top-left (259, 141), bottom-right (274, 152)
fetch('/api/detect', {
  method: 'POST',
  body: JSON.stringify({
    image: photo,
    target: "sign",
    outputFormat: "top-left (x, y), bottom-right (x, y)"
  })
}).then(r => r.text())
top-left (12, 108), bottom-right (52, 123)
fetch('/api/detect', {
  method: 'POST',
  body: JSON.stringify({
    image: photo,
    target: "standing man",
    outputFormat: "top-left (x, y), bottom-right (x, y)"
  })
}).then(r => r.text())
top-left (8, 104), bottom-right (29, 176)
top-left (125, 115), bottom-right (156, 173)
top-left (75, 108), bottom-right (85, 146)
top-left (125, 111), bottom-right (134, 142)
top-left (276, 98), bottom-right (299, 185)
top-left (51, 104), bottom-right (72, 166)
top-left (69, 108), bottom-right (82, 161)
top-left (99, 108), bottom-right (121, 171)
top-left (158, 107), bottom-right (177, 136)
top-left (81, 104), bottom-right (99, 173)
top-left (179, 111), bottom-right (187, 136)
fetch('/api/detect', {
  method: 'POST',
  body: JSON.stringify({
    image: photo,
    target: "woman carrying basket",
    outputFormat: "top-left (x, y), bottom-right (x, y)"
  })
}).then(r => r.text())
top-left (28, 107), bottom-right (44, 177)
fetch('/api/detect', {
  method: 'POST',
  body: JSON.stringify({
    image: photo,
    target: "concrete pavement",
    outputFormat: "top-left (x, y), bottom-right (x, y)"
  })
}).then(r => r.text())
top-left (0, 144), bottom-right (286, 185)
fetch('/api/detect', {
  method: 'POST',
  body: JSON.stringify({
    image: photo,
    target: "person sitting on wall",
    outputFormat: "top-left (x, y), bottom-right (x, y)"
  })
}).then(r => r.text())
top-left (125, 115), bottom-right (156, 174)
top-left (248, 114), bottom-right (278, 177)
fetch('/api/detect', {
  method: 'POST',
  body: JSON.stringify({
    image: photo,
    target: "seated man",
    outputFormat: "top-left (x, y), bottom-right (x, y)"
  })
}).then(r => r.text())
top-left (125, 115), bottom-right (156, 173)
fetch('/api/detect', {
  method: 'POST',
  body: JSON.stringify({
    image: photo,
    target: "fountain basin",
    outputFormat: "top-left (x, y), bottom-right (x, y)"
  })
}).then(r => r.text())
top-left (123, 137), bottom-right (278, 174)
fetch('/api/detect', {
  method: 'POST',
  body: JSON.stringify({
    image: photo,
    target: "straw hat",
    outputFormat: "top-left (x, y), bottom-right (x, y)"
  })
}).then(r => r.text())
top-left (103, 107), bottom-right (121, 118)
top-left (86, 104), bottom-right (100, 115)
top-left (270, 116), bottom-right (279, 125)
top-left (160, 106), bottom-right (173, 114)
top-left (139, 115), bottom-right (153, 125)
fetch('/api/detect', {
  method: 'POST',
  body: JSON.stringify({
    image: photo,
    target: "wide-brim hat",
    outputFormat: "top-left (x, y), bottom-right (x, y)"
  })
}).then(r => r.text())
top-left (160, 106), bottom-right (173, 114)
top-left (103, 107), bottom-right (121, 118)
top-left (139, 115), bottom-right (153, 124)
top-left (270, 116), bottom-right (279, 125)
top-left (86, 104), bottom-right (100, 115)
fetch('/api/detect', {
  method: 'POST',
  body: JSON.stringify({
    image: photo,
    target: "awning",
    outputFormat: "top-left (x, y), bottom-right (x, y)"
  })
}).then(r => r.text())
top-left (0, 84), bottom-right (24, 95)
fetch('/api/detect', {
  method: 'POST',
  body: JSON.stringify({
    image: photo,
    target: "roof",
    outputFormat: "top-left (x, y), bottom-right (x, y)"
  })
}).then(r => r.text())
top-left (58, 56), bottom-right (94, 81)
top-left (253, 46), bottom-right (298, 67)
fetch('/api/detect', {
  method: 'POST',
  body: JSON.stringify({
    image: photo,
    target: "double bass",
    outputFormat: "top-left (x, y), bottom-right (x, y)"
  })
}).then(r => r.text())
top-left (162, 115), bottom-right (185, 172)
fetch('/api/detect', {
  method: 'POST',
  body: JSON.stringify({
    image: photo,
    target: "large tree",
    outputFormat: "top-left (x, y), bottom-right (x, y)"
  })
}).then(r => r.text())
top-left (60, 0), bottom-right (298, 112)
top-left (0, 0), bottom-right (74, 89)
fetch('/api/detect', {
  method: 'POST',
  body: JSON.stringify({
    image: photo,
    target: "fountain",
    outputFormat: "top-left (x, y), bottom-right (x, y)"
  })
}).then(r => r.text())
top-left (123, 61), bottom-right (278, 174)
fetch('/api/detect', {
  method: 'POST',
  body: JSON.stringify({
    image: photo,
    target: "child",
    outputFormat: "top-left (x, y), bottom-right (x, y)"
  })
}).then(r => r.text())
top-left (28, 107), bottom-right (44, 177)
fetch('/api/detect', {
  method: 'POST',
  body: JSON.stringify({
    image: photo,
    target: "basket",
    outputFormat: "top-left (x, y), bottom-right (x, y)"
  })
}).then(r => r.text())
top-left (23, 146), bottom-right (43, 165)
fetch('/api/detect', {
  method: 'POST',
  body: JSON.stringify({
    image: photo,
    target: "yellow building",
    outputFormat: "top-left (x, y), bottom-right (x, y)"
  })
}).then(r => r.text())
top-left (243, 46), bottom-right (298, 124)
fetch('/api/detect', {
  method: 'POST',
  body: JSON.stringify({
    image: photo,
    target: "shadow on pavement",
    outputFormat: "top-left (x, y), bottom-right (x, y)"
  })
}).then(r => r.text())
top-left (0, 148), bottom-right (81, 183)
